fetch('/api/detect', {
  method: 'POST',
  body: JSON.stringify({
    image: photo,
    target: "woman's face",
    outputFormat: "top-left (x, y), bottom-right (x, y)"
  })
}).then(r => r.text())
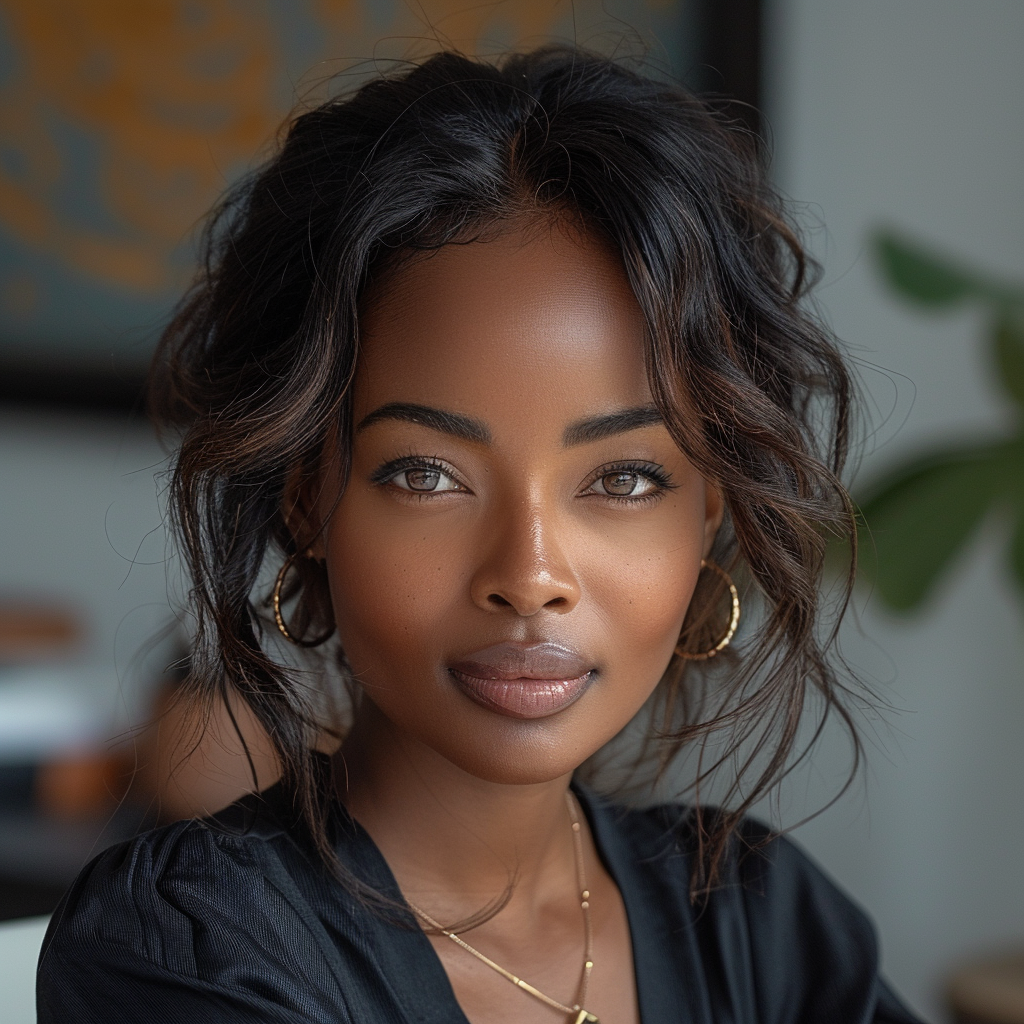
top-left (319, 218), bottom-right (722, 784)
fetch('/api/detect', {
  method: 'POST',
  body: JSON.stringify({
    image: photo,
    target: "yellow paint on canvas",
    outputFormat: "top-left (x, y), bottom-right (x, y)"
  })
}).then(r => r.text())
top-left (0, 0), bottom-right (278, 291)
top-left (0, 0), bottom-right (628, 294)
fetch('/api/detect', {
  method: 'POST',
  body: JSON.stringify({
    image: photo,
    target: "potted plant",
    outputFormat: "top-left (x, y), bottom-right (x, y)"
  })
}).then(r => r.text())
top-left (856, 230), bottom-right (1024, 612)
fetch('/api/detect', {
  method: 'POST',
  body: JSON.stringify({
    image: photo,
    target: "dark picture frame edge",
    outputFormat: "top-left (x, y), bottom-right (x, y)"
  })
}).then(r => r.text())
top-left (0, 355), bottom-right (149, 417)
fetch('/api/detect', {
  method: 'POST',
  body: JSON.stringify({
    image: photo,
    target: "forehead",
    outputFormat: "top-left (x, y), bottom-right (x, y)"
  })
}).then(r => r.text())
top-left (353, 219), bottom-right (652, 430)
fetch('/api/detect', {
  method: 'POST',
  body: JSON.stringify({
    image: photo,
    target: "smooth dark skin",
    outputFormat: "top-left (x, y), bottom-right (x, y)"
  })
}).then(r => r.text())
top-left (306, 218), bottom-right (723, 1024)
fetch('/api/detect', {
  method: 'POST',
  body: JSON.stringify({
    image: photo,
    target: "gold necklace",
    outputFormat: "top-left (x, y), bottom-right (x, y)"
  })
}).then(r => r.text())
top-left (406, 791), bottom-right (598, 1024)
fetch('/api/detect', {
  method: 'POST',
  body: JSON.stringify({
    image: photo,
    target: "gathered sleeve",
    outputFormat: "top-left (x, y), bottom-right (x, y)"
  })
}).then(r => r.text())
top-left (36, 821), bottom-right (359, 1024)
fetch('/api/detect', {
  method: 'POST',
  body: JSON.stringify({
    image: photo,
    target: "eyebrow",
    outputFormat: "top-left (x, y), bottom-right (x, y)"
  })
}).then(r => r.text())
top-left (562, 405), bottom-right (664, 447)
top-left (356, 402), bottom-right (491, 444)
top-left (355, 401), bottom-right (664, 448)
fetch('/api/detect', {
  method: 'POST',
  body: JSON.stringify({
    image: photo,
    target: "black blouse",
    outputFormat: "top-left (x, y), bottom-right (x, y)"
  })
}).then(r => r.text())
top-left (37, 781), bottom-right (925, 1023)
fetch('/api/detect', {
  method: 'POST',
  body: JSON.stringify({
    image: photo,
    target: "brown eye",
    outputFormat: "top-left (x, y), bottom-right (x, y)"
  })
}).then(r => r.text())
top-left (586, 466), bottom-right (663, 499)
top-left (602, 471), bottom-right (639, 495)
top-left (388, 463), bottom-right (464, 493)
top-left (405, 468), bottom-right (441, 491)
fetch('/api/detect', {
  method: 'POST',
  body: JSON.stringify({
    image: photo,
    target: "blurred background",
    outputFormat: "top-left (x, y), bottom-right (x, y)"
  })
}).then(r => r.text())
top-left (0, 2), bottom-right (1021, 1023)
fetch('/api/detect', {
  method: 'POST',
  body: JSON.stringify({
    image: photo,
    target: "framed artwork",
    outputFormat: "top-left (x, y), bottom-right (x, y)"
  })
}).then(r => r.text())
top-left (0, 0), bottom-right (757, 412)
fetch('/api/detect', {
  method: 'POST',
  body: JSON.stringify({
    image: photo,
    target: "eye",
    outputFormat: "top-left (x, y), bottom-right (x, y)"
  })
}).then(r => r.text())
top-left (376, 458), bottom-right (466, 493)
top-left (590, 470), bottom-right (658, 497)
top-left (392, 466), bottom-right (463, 493)
top-left (582, 461), bottom-right (674, 502)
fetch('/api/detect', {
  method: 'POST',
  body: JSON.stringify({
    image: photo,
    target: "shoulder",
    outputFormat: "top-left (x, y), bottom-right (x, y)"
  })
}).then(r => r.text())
top-left (37, 790), bottom-right (351, 1023)
top-left (42, 806), bottom-right (275, 964)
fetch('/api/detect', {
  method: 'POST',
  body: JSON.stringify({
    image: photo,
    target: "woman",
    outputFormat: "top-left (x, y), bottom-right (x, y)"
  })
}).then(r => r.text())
top-left (38, 47), bottom-right (924, 1023)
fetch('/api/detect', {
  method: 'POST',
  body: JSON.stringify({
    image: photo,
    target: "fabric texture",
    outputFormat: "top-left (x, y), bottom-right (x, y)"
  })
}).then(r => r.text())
top-left (37, 778), bottom-right (926, 1023)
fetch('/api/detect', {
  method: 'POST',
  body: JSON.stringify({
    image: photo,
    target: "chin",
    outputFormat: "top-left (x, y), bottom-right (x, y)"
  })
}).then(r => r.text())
top-left (446, 754), bottom-right (580, 787)
top-left (428, 714), bottom-right (608, 787)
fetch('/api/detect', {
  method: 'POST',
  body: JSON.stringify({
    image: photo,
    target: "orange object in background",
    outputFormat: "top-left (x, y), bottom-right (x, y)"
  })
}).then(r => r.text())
top-left (8, 666), bottom-right (282, 826)
top-left (0, 603), bottom-right (80, 662)
top-left (34, 750), bottom-right (129, 820)
top-left (948, 951), bottom-right (1024, 1023)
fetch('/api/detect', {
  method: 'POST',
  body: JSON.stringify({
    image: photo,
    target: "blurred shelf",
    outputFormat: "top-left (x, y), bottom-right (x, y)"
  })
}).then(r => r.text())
top-left (0, 801), bottom-right (152, 922)
top-left (0, 604), bottom-right (80, 663)
top-left (0, 356), bottom-right (147, 415)
top-left (950, 950), bottom-right (1024, 1024)
top-left (0, 874), bottom-right (66, 921)
top-left (0, 666), bottom-right (115, 763)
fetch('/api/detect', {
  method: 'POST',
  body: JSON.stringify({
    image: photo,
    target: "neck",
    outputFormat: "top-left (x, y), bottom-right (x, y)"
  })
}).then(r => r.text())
top-left (335, 699), bottom-right (578, 921)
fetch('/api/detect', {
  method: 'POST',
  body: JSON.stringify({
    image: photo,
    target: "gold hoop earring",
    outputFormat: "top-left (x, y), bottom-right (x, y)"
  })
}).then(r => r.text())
top-left (675, 559), bottom-right (740, 661)
top-left (273, 553), bottom-right (334, 648)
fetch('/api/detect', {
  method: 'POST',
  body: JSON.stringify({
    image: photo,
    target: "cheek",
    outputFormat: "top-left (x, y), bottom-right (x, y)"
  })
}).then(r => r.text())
top-left (322, 500), bottom-right (464, 675)
top-left (586, 532), bottom-right (702, 692)
top-left (590, 487), bottom-right (708, 646)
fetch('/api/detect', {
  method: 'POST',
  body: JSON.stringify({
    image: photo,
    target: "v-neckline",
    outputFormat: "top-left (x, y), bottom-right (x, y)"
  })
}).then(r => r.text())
top-left (335, 784), bottom-right (692, 1024)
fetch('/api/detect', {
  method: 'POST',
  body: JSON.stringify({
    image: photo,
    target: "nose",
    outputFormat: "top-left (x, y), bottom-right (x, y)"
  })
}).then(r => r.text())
top-left (469, 498), bottom-right (581, 616)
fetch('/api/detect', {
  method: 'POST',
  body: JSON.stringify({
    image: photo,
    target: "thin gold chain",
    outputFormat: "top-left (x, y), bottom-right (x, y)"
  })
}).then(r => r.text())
top-left (406, 790), bottom-right (598, 1023)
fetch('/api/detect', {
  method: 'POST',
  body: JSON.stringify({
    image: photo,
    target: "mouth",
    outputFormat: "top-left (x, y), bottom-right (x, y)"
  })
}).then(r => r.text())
top-left (448, 641), bottom-right (595, 720)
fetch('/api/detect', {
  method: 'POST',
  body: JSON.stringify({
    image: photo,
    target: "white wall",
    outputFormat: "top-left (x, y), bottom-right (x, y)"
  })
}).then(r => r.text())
top-left (764, 2), bottom-right (1024, 1021)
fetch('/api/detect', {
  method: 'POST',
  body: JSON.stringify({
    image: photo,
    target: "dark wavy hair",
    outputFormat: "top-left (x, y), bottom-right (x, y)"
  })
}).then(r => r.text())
top-left (150, 45), bottom-right (860, 898)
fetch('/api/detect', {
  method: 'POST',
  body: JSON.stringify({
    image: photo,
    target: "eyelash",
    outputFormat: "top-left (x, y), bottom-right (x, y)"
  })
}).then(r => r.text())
top-left (583, 461), bottom-right (676, 504)
top-left (372, 455), bottom-right (675, 504)
top-left (370, 455), bottom-right (466, 494)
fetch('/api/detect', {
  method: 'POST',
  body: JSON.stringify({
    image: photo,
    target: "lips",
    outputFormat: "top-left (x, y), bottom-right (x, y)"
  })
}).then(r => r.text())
top-left (448, 642), bottom-right (594, 720)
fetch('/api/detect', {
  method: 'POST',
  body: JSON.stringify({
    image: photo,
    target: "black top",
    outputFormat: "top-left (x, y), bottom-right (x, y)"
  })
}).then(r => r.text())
top-left (37, 781), bottom-right (924, 1023)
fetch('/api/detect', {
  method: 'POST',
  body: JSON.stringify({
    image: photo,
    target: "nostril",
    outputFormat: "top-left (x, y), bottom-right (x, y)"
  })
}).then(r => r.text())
top-left (487, 593), bottom-right (513, 607)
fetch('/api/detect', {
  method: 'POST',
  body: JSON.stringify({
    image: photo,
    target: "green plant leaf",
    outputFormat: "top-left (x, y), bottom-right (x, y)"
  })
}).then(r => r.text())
top-left (873, 230), bottom-right (977, 307)
top-left (857, 447), bottom-right (1007, 611)
top-left (993, 312), bottom-right (1024, 406)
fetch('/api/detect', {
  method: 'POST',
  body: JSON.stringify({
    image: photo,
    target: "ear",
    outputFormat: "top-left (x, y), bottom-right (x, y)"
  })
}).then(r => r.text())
top-left (283, 430), bottom-right (350, 561)
top-left (281, 460), bottom-right (330, 560)
top-left (702, 480), bottom-right (725, 559)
